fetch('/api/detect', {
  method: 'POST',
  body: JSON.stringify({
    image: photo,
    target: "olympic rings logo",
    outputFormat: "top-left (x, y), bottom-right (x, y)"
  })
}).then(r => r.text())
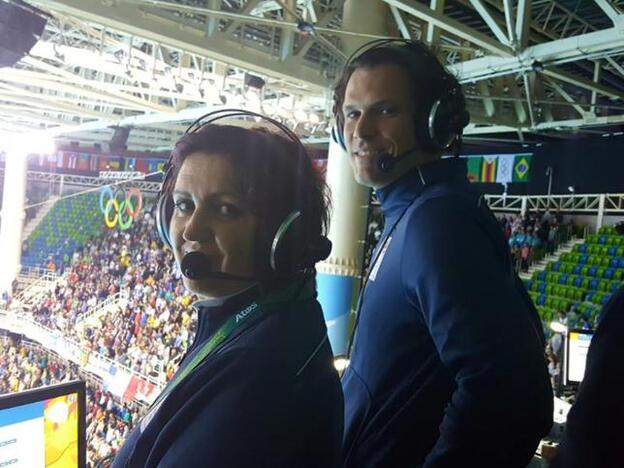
top-left (99, 186), bottom-right (143, 230)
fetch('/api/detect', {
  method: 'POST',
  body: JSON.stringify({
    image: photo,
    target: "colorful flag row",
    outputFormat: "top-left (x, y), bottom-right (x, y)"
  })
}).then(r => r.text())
top-left (466, 154), bottom-right (532, 184)
top-left (124, 157), bottom-right (167, 174)
top-left (25, 151), bottom-right (167, 174)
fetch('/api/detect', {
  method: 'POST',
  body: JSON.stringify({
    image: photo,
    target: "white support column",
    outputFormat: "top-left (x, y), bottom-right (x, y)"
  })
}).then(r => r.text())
top-left (280, 0), bottom-right (296, 61)
top-left (591, 60), bottom-right (601, 116)
top-left (521, 196), bottom-right (528, 217)
top-left (0, 150), bottom-right (28, 295)
top-left (317, 0), bottom-right (389, 357)
top-left (597, 194), bottom-right (606, 232)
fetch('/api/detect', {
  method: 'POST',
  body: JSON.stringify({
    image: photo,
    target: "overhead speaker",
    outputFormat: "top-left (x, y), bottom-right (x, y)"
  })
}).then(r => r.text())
top-left (244, 72), bottom-right (266, 90)
top-left (109, 126), bottom-right (131, 153)
top-left (0, 1), bottom-right (48, 68)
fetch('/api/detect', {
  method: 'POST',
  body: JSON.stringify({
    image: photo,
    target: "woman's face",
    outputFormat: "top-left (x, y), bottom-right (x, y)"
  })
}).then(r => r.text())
top-left (169, 152), bottom-right (258, 298)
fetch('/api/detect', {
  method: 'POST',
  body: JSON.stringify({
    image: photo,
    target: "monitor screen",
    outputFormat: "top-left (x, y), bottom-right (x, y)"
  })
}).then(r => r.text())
top-left (565, 329), bottom-right (594, 385)
top-left (0, 381), bottom-right (86, 468)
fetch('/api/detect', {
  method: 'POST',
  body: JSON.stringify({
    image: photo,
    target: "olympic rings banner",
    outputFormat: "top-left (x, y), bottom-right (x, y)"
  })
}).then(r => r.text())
top-left (99, 186), bottom-right (143, 230)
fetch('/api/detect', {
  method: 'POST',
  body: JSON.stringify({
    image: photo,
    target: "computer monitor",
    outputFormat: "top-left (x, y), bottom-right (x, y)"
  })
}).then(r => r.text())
top-left (0, 380), bottom-right (86, 468)
top-left (564, 329), bottom-right (594, 385)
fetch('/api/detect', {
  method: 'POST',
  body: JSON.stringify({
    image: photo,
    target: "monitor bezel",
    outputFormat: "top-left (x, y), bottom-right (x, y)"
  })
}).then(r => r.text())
top-left (0, 380), bottom-right (87, 468)
top-left (564, 328), bottom-right (594, 386)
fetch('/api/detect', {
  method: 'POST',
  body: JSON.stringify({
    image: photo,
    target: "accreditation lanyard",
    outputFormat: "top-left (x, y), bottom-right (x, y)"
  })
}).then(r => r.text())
top-left (145, 278), bottom-right (314, 422)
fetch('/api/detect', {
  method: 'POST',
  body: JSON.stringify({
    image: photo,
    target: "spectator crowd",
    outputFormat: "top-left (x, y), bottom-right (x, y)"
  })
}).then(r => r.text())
top-left (22, 207), bottom-right (198, 382)
top-left (0, 334), bottom-right (144, 467)
top-left (499, 210), bottom-right (577, 273)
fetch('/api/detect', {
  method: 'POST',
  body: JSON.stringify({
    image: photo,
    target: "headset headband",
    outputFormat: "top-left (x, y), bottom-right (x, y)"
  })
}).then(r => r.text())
top-left (156, 108), bottom-right (331, 275)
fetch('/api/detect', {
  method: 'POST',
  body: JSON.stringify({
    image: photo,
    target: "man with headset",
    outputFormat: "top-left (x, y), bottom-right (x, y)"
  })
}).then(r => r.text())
top-left (333, 40), bottom-right (553, 467)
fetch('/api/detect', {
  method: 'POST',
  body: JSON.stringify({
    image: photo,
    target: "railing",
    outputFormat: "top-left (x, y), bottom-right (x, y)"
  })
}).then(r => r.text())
top-left (485, 193), bottom-right (624, 214)
top-left (12, 271), bottom-right (60, 310)
top-left (76, 289), bottom-right (130, 326)
top-left (0, 168), bottom-right (161, 193)
top-left (19, 266), bottom-right (57, 281)
top-left (0, 334), bottom-right (149, 412)
top-left (0, 307), bottom-right (164, 403)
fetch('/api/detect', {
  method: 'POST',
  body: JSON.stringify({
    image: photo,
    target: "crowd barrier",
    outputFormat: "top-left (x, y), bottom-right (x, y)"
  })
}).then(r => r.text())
top-left (0, 308), bottom-right (163, 405)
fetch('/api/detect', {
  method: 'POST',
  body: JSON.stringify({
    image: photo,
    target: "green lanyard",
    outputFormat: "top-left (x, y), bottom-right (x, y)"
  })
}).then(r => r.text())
top-left (148, 278), bottom-right (314, 414)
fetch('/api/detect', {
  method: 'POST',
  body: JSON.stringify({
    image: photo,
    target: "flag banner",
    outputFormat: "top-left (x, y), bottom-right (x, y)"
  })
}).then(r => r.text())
top-left (135, 159), bottom-right (148, 172)
top-left (496, 155), bottom-right (514, 183)
top-left (462, 153), bottom-right (533, 184)
top-left (513, 154), bottom-right (532, 182)
top-left (146, 159), bottom-right (162, 173)
top-left (89, 154), bottom-right (99, 171)
top-left (67, 152), bottom-right (77, 169)
top-left (466, 157), bottom-right (482, 182)
top-left (124, 157), bottom-right (137, 171)
top-left (481, 156), bottom-right (498, 183)
top-left (108, 157), bottom-right (121, 170)
top-left (99, 157), bottom-right (108, 171)
top-left (57, 152), bottom-right (67, 168)
top-left (76, 153), bottom-right (91, 171)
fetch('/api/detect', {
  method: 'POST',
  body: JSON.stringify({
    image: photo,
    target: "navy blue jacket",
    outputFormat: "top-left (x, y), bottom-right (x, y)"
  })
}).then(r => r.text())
top-left (551, 286), bottom-right (624, 468)
top-left (113, 279), bottom-right (343, 467)
top-left (342, 158), bottom-right (552, 467)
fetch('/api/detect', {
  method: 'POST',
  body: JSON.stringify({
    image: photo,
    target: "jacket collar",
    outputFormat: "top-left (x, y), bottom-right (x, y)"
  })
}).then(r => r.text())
top-left (375, 157), bottom-right (468, 222)
top-left (191, 284), bottom-right (262, 343)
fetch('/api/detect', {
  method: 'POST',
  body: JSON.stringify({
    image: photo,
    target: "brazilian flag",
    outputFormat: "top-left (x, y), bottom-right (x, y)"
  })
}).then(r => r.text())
top-left (466, 157), bottom-right (483, 183)
top-left (513, 154), bottom-right (532, 182)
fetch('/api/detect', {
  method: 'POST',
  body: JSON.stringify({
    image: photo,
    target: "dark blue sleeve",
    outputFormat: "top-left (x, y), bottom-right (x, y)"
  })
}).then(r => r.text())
top-left (401, 197), bottom-right (552, 467)
top-left (551, 287), bottom-right (624, 468)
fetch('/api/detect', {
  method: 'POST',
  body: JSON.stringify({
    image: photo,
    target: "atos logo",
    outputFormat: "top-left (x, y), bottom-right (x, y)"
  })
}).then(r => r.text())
top-left (235, 303), bottom-right (258, 323)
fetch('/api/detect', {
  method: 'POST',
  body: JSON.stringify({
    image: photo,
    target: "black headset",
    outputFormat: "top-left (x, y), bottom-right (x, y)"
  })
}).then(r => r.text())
top-left (156, 109), bottom-right (332, 277)
top-left (332, 39), bottom-right (470, 170)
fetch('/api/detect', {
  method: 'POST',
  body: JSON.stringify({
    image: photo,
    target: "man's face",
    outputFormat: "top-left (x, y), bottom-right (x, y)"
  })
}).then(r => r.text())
top-left (342, 64), bottom-right (438, 189)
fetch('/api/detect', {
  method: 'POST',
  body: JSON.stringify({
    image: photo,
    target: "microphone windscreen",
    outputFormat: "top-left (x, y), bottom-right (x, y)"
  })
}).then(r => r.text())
top-left (181, 252), bottom-right (212, 280)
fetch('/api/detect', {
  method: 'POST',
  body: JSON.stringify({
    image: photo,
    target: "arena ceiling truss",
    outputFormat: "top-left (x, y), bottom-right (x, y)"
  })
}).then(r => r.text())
top-left (1, 0), bottom-right (624, 150)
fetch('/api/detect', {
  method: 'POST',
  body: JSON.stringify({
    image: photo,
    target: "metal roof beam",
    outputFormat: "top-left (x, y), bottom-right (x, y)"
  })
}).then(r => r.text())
top-left (452, 24), bottom-right (624, 99)
top-left (594, 0), bottom-right (623, 25)
top-left (545, 77), bottom-right (586, 117)
top-left (34, 0), bottom-right (328, 92)
top-left (543, 68), bottom-right (624, 100)
top-left (515, 0), bottom-right (532, 48)
top-left (469, 0), bottom-right (511, 46)
top-left (390, 5), bottom-right (413, 39)
top-left (425, 0), bottom-right (446, 45)
top-left (383, 0), bottom-right (514, 56)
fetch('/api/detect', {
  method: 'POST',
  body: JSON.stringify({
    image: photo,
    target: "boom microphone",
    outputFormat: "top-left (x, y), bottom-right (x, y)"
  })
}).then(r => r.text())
top-left (181, 252), bottom-right (255, 282)
top-left (377, 146), bottom-right (419, 173)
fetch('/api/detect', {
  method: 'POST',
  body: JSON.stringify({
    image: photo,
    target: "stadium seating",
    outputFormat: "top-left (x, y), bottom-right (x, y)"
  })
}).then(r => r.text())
top-left (21, 193), bottom-right (101, 268)
top-left (525, 225), bottom-right (624, 328)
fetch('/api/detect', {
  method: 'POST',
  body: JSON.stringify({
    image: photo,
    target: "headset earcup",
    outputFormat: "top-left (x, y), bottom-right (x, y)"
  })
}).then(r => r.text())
top-left (429, 98), bottom-right (456, 150)
top-left (270, 210), bottom-right (331, 275)
top-left (156, 195), bottom-right (174, 249)
top-left (331, 122), bottom-right (347, 151)
top-left (309, 236), bottom-right (332, 263)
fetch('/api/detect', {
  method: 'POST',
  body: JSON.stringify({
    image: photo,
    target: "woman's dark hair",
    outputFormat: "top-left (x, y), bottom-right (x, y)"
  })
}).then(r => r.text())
top-left (162, 124), bottom-right (330, 279)
top-left (333, 41), bottom-right (467, 151)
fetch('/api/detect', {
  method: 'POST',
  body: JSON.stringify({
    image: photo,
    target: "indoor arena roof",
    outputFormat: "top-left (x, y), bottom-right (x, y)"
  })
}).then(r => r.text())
top-left (2, 0), bottom-right (624, 150)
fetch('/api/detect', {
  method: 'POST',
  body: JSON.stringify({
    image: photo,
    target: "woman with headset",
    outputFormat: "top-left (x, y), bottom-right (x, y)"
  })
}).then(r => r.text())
top-left (112, 111), bottom-right (342, 467)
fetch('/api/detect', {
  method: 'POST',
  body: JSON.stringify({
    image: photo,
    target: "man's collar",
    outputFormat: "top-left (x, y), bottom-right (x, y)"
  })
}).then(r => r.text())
top-left (375, 157), bottom-right (468, 216)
